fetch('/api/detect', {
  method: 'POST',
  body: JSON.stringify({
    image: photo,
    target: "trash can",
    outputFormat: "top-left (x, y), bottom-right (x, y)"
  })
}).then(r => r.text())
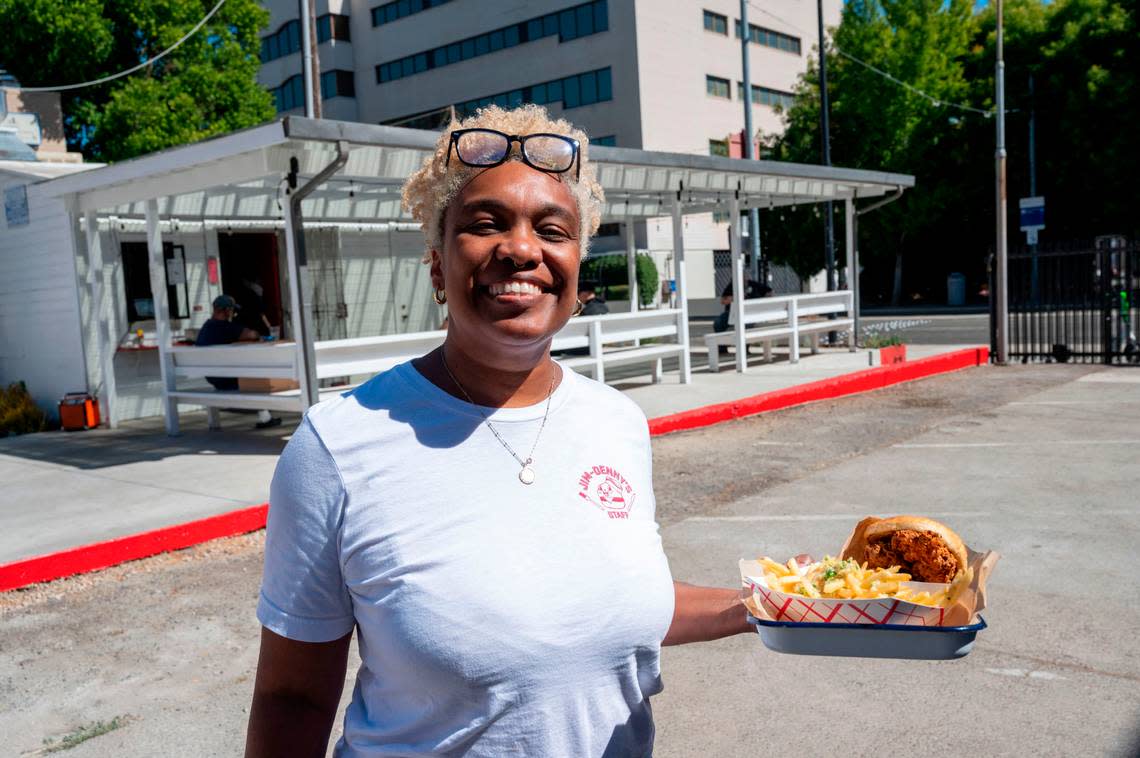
top-left (59, 392), bottom-right (101, 431)
top-left (947, 273), bottom-right (967, 306)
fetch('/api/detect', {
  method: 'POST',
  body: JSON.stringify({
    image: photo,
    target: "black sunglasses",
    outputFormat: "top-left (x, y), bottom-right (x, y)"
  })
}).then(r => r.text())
top-left (446, 128), bottom-right (581, 180)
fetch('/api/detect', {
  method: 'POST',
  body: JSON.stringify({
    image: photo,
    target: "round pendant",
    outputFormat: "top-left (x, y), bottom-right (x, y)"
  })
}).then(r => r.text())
top-left (518, 466), bottom-right (536, 485)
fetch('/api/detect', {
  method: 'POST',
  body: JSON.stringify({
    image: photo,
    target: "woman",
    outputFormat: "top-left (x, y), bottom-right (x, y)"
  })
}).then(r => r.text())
top-left (246, 105), bottom-right (752, 758)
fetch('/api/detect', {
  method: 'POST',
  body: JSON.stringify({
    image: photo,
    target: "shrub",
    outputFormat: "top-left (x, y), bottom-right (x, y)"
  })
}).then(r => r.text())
top-left (0, 382), bottom-right (49, 437)
top-left (864, 334), bottom-right (905, 348)
top-left (580, 253), bottom-right (660, 307)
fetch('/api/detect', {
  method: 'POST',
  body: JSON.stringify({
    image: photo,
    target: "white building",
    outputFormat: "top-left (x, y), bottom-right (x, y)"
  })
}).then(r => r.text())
top-left (257, 0), bottom-right (841, 306)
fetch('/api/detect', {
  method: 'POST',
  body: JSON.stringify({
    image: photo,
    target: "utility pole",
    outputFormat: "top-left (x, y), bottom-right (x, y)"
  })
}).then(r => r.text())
top-left (740, 1), bottom-right (762, 285)
top-left (994, 0), bottom-right (1009, 364)
top-left (817, 0), bottom-right (836, 294)
top-left (1028, 72), bottom-right (1038, 303)
top-left (299, 0), bottom-right (322, 118)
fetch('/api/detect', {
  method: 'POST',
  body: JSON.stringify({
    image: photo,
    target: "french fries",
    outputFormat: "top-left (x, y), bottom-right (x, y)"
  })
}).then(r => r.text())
top-left (756, 555), bottom-right (973, 607)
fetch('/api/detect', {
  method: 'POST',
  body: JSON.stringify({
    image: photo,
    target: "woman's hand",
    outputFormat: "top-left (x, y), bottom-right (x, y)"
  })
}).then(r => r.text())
top-left (662, 581), bottom-right (754, 646)
top-left (245, 627), bottom-right (352, 758)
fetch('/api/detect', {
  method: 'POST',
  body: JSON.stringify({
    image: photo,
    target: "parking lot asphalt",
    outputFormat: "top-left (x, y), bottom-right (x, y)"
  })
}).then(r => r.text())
top-left (1, 363), bottom-right (1137, 757)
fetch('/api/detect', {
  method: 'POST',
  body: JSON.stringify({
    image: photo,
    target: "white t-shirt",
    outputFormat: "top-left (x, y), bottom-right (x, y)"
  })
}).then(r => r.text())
top-left (257, 361), bottom-right (676, 757)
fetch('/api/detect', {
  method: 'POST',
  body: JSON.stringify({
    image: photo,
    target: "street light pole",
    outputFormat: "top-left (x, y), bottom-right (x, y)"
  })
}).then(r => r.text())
top-left (994, 0), bottom-right (1009, 364)
top-left (299, 0), bottom-right (322, 118)
top-left (740, 0), bottom-right (762, 284)
top-left (817, 0), bottom-right (836, 293)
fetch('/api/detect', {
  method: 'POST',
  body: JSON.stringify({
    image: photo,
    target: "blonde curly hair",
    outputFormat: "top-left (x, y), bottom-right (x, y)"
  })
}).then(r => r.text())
top-left (401, 104), bottom-right (605, 260)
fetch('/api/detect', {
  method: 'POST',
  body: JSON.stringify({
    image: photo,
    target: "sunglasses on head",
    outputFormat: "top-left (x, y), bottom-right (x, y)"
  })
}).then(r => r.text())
top-left (445, 128), bottom-right (581, 180)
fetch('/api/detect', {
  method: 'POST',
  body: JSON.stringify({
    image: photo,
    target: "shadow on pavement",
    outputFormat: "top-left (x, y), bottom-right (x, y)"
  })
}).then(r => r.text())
top-left (0, 411), bottom-right (301, 470)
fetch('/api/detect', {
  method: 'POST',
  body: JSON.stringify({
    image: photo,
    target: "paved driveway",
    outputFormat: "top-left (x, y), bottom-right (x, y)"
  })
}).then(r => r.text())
top-left (1, 364), bottom-right (1137, 756)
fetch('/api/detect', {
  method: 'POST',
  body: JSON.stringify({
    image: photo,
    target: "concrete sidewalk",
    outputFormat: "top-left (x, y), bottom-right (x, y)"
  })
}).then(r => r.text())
top-left (0, 344), bottom-right (978, 566)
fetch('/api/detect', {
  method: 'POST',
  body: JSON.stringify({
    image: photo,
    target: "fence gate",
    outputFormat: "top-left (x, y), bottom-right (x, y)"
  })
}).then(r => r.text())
top-left (995, 240), bottom-right (1139, 364)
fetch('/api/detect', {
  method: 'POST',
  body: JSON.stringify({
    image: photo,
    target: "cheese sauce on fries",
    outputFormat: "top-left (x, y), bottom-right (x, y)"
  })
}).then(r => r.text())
top-left (757, 555), bottom-right (972, 607)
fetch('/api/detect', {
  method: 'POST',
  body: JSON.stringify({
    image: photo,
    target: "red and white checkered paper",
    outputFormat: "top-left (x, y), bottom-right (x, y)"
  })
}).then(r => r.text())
top-left (740, 559), bottom-right (949, 627)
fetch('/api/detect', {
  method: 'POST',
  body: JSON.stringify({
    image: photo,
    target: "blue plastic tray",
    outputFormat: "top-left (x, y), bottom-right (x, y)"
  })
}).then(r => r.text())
top-left (748, 615), bottom-right (987, 660)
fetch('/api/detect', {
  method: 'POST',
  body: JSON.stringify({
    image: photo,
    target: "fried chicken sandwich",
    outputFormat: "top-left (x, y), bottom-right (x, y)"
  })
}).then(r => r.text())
top-left (855, 515), bottom-right (968, 583)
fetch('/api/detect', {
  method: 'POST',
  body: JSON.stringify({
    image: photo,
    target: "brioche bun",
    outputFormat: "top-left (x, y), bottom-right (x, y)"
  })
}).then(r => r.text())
top-left (864, 516), bottom-right (968, 567)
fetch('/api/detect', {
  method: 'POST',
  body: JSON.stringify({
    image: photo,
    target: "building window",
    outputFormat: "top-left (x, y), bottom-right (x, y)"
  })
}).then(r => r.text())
top-left (385, 67), bottom-right (614, 129)
top-left (734, 20), bottom-right (802, 55)
top-left (271, 74), bottom-right (305, 112)
top-left (703, 10), bottom-right (728, 35)
top-left (260, 20), bottom-right (301, 62)
top-left (595, 222), bottom-right (621, 236)
top-left (706, 75), bottom-right (730, 99)
top-left (321, 70), bottom-right (356, 99)
top-left (738, 82), bottom-right (795, 110)
top-left (592, 135), bottom-right (616, 146)
top-left (263, 15), bottom-right (351, 62)
top-left (375, 0), bottom-right (608, 85)
top-left (371, 0), bottom-right (455, 26)
top-left (317, 14), bottom-right (351, 43)
top-left (709, 138), bottom-right (729, 157)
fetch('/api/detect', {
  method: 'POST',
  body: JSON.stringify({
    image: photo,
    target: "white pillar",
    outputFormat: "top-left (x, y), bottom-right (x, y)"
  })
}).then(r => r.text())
top-left (845, 197), bottom-right (859, 350)
top-left (280, 186), bottom-right (319, 409)
top-left (624, 221), bottom-right (638, 312)
top-left (670, 196), bottom-right (692, 384)
top-left (83, 211), bottom-right (118, 429)
top-left (729, 195), bottom-right (747, 372)
top-left (145, 200), bottom-right (179, 436)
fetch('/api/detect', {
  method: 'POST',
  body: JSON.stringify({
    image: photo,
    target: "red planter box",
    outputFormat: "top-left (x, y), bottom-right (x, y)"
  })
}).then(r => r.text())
top-left (879, 345), bottom-right (907, 365)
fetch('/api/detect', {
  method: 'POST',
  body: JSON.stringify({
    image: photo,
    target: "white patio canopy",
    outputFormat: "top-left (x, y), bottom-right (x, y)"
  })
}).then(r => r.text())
top-left (41, 117), bottom-right (914, 434)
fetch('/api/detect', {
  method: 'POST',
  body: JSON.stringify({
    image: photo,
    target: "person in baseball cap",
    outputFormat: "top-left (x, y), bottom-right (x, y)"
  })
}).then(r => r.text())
top-left (195, 294), bottom-right (281, 429)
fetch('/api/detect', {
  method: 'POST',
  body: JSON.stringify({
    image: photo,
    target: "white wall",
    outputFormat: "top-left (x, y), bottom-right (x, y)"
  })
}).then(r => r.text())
top-left (0, 174), bottom-right (88, 415)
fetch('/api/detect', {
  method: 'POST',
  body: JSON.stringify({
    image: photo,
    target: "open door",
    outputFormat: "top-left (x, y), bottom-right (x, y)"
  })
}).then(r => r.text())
top-left (216, 232), bottom-right (283, 336)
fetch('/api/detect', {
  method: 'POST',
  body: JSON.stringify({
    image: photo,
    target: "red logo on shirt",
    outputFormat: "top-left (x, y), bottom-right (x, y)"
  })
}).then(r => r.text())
top-left (577, 465), bottom-right (636, 519)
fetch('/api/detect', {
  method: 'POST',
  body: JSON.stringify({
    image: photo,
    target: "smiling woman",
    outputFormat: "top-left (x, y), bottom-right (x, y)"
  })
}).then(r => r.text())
top-left (245, 105), bottom-right (753, 758)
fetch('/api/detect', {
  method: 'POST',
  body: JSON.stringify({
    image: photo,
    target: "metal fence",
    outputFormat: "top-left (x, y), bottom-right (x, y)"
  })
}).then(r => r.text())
top-left (713, 252), bottom-right (802, 296)
top-left (994, 240), bottom-right (1140, 364)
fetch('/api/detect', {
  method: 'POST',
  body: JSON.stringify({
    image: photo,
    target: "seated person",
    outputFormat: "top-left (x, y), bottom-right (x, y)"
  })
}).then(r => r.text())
top-left (557, 280), bottom-right (610, 358)
top-left (713, 278), bottom-right (772, 333)
top-left (578, 279), bottom-right (609, 316)
top-left (195, 295), bottom-right (281, 429)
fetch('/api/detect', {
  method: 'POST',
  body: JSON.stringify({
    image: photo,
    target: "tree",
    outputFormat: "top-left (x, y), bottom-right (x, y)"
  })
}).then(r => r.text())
top-left (766, 0), bottom-right (1139, 304)
top-left (0, 0), bottom-right (275, 162)
top-left (765, 0), bottom-right (983, 304)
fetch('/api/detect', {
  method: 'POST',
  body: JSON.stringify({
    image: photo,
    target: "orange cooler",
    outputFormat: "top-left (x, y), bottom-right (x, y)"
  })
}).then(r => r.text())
top-left (59, 393), bottom-right (101, 431)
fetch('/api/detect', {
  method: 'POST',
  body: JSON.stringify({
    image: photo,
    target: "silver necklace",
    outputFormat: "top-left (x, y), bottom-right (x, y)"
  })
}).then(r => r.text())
top-left (440, 350), bottom-right (558, 485)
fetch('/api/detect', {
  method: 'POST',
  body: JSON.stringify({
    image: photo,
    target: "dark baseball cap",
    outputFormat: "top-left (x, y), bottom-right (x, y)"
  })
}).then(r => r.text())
top-left (212, 294), bottom-right (239, 310)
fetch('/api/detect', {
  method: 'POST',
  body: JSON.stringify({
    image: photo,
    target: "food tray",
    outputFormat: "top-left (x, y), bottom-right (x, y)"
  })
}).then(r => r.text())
top-left (748, 614), bottom-right (986, 660)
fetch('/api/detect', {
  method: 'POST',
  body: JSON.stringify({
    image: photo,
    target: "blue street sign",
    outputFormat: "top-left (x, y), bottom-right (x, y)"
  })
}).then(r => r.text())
top-left (1019, 196), bottom-right (1045, 230)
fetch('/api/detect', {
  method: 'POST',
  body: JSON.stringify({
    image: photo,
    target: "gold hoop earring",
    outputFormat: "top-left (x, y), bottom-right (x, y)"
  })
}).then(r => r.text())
top-left (573, 299), bottom-right (584, 316)
top-left (433, 288), bottom-right (447, 305)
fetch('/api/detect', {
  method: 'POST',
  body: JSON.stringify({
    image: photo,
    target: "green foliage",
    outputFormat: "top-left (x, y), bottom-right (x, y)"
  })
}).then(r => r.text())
top-left (766, 0), bottom-right (1139, 304)
top-left (42, 716), bottom-right (127, 753)
top-left (0, 0), bottom-right (275, 162)
top-left (864, 333), bottom-right (905, 348)
top-left (0, 381), bottom-right (49, 437)
top-left (580, 253), bottom-right (660, 306)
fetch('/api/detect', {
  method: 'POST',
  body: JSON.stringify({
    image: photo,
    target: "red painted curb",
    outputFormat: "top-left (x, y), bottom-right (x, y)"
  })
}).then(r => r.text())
top-left (0, 503), bottom-right (268, 592)
top-left (1, 346), bottom-right (988, 592)
top-left (646, 347), bottom-right (989, 436)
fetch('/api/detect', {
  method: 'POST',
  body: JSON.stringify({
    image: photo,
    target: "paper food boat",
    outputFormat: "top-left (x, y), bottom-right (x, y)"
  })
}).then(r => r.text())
top-left (740, 517), bottom-right (1000, 627)
top-left (741, 560), bottom-right (953, 626)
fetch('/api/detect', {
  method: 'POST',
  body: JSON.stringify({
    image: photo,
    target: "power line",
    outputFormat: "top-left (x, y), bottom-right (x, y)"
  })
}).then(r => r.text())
top-left (746, 0), bottom-right (996, 116)
top-left (4, 0), bottom-right (227, 93)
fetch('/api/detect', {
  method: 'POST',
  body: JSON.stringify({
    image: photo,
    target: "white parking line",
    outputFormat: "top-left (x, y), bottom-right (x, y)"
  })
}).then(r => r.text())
top-left (684, 511), bottom-right (992, 523)
top-left (893, 440), bottom-right (1140, 449)
top-left (1008, 400), bottom-right (1140, 406)
top-left (985, 668), bottom-right (1068, 681)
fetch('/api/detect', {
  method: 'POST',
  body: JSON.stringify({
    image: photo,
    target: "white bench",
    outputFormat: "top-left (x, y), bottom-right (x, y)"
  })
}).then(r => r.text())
top-left (555, 309), bottom-right (688, 383)
top-left (704, 291), bottom-right (855, 372)
top-left (164, 309), bottom-right (689, 429)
